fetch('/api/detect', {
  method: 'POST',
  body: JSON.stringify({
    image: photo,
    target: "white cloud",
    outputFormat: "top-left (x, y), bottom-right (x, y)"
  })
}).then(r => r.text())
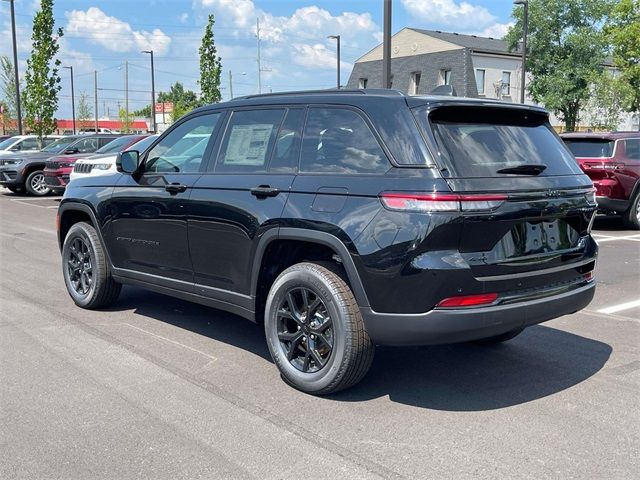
top-left (291, 43), bottom-right (352, 70)
top-left (64, 7), bottom-right (171, 55)
top-left (179, 13), bottom-right (189, 24)
top-left (475, 22), bottom-right (514, 39)
top-left (400, 0), bottom-right (496, 29)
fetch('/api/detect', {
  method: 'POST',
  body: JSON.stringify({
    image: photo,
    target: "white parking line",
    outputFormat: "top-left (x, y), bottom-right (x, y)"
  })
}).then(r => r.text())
top-left (598, 299), bottom-right (640, 315)
top-left (594, 234), bottom-right (640, 243)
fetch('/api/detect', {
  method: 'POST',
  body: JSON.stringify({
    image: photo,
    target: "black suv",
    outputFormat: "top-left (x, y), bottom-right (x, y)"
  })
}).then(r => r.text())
top-left (58, 90), bottom-right (598, 394)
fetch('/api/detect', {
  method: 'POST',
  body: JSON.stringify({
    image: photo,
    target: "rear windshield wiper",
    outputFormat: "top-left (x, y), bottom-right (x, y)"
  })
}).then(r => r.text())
top-left (496, 164), bottom-right (547, 175)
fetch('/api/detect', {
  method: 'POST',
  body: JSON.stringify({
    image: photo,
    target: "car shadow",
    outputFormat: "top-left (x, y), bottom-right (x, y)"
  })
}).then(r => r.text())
top-left (109, 287), bottom-right (611, 411)
top-left (592, 215), bottom-right (628, 232)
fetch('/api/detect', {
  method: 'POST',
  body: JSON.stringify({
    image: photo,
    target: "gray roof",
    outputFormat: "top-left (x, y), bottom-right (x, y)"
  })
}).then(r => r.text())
top-left (408, 28), bottom-right (521, 55)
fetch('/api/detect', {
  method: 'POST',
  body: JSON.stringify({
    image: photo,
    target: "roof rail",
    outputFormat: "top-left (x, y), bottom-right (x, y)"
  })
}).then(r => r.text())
top-left (236, 88), bottom-right (405, 100)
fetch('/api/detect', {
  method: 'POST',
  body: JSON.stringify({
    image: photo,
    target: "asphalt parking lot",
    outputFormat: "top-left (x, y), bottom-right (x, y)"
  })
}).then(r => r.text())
top-left (0, 191), bottom-right (638, 479)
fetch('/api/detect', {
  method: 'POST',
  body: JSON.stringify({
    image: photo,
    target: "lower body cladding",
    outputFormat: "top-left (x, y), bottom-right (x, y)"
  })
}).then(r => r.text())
top-left (360, 282), bottom-right (595, 346)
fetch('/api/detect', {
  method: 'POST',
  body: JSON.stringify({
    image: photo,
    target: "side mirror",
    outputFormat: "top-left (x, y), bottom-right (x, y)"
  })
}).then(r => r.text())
top-left (116, 150), bottom-right (140, 174)
top-left (64, 148), bottom-right (79, 154)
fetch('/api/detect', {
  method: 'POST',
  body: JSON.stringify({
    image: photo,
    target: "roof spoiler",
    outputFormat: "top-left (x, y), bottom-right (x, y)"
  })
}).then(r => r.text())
top-left (430, 85), bottom-right (457, 96)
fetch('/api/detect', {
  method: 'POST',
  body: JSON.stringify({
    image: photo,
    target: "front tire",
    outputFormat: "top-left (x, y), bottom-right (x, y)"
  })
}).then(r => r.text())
top-left (622, 192), bottom-right (640, 230)
top-left (25, 170), bottom-right (50, 196)
top-left (62, 222), bottom-right (121, 309)
top-left (265, 262), bottom-right (374, 395)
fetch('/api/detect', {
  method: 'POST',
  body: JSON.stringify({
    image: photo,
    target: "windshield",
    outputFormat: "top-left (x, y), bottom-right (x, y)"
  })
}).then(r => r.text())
top-left (42, 137), bottom-right (78, 153)
top-left (414, 106), bottom-right (582, 178)
top-left (0, 137), bottom-right (17, 150)
top-left (126, 135), bottom-right (157, 153)
top-left (95, 136), bottom-right (140, 154)
top-left (563, 139), bottom-right (615, 158)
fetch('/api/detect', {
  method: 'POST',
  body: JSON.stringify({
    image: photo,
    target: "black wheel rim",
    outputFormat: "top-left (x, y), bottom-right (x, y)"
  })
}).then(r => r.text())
top-left (276, 287), bottom-right (334, 373)
top-left (67, 237), bottom-right (93, 295)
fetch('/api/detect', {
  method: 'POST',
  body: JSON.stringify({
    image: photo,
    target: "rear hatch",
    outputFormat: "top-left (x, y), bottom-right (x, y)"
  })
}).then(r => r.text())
top-left (412, 104), bottom-right (597, 281)
top-left (561, 137), bottom-right (618, 191)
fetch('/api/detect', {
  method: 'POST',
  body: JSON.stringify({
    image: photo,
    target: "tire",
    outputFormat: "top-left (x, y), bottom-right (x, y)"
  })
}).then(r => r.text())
top-left (25, 170), bottom-right (50, 196)
top-left (62, 221), bottom-right (121, 309)
top-left (622, 192), bottom-right (640, 230)
top-left (264, 261), bottom-right (374, 395)
top-left (474, 327), bottom-right (524, 345)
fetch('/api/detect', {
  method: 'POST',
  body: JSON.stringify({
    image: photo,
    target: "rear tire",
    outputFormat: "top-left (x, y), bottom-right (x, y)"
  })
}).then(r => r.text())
top-left (622, 192), bottom-right (640, 230)
top-left (264, 261), bottom-right (374, 395)
top-left (474, 327), bottom-right (524, 345)
top-left (62, 221), bottom-right (121, 309)
top-left (25, 170), bottom-right (50, 196)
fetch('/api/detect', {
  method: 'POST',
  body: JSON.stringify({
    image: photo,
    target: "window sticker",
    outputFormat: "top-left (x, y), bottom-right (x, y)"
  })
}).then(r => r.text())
top-left (224, 124), bottom-right (274, 165)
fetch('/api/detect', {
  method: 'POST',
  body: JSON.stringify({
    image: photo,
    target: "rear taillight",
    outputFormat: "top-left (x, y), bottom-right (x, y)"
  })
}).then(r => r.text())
top-left (380, 192), bottom-right (507, 212)
top-left (436, 293), bottom-right (499, 308)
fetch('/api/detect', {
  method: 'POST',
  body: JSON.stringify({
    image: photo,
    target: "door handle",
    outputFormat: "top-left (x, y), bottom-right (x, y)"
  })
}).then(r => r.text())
top-left (250, 185), bottom-right (280, 198)
top-left (165, 183), bottom-right (187, 194)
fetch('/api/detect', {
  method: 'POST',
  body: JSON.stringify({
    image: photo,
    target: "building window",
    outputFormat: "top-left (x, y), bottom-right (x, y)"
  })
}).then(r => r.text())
top-left (501, 71), bottom-right (511, 96)
top-left (439, 69), bottom-right (451, 86)
top-left (409, 72), bottom-right (421, 95)
top-left (358, 78), bottom-right (368, 89)
top-left (475, 69), bottom-right (485, 95)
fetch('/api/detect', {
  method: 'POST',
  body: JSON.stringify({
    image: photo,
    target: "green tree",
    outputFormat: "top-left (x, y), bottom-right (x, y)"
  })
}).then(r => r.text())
top-left (118, 107), bottom-right (132, 133)
top-left (605, 0), bottom-right (640, 117)
top-left (133, 105), bottom-right (151, 117)
top-left (77, 91), bottom-right (93, 130)
top-left (22, 0), bottom-right (63, 144)
top-left (1, 56), bottom-right (21, 130)
top-left (506, 0), bottom-right (611, 131)
top-left (584, 72), bottom-right (634, 130)
top-left (198, 14), bottom-right (223, 105)
top-left (157, 82), bottom-right (199, 122)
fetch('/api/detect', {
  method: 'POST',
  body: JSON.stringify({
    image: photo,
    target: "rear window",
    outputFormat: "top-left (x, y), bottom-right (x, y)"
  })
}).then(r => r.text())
top-left (414, 106), bottom-right (582, 178)
top-left (563, 139), bottom-right (615, 158)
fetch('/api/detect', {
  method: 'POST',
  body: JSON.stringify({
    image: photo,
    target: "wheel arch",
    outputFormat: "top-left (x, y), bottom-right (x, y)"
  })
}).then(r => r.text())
top-left (251, 228), bottom-right (370, 318)
top-left (57, 202), bottom-right (106, 254)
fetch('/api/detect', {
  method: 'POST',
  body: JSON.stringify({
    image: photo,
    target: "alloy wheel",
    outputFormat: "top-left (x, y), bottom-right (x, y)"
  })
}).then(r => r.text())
top-left (66, 237), bottom-right (93, 295)
top-left (276, 287), bottom-right (334, 373)
top-left (30, 173), bottom-right (49, 194)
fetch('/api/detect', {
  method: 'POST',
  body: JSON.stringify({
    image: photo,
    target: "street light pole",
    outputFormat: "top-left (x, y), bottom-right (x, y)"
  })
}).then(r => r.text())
top-left (382, 0), bottom-right (392, 89)
top-left (64, 66), bottom-right (75, 134)
top-left (142, 50), bottom-right (156, 133)
top-left (328, 35), bottom-right (341, 89)
top-left (514, 0), bottom-right (529, 104)
top-left (5, 0), bottom-right (22, 134)
top-left (229, 70), bottom-right (233, 100)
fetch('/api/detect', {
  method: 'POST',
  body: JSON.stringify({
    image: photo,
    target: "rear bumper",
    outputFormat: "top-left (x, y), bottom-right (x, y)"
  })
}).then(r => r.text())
top-left (596, 196), bottom-right (630, 213)
top-left (361, 282), bottom-right (595, 346)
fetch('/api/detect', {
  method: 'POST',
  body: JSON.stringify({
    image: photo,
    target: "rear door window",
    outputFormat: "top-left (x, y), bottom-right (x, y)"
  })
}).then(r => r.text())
top-left (563, 139), bottom-right (615, 158)
top-left (215, 109), bottom-right (285, 173)
top-left (300, 107), bottom-right (389, 174)
top-left (414, 106), bottom-right (582, 178)
top-left (624, 139), bottom-right (640, 160)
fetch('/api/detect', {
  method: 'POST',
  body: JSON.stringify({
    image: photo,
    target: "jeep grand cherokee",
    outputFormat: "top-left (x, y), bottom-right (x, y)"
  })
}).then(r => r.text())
top-left (57, 89), bottom-right (598, 394)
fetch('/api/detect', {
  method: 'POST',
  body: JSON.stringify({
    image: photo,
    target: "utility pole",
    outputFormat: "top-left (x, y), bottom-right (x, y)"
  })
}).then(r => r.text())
top-left (229, 70), bottom-right (233, 99)
top-left (382, 0), bottom-right (392, 89)
top-left (142, 50), bottom-right (156, 133)
top-left (64, 66), bottom-right (75, 134)
top-left (514, 0), bottom-right (529, 104)
top-left (256, 18), bottom-right (262, 94)
top-left (94, 70), bottom-right (98, 133)
top-left (125, 60), bottom-right (129, 128)
top-left (6, 0), bottom-right (22, 134)
top-left (328, 35), bottom-right (341, 89)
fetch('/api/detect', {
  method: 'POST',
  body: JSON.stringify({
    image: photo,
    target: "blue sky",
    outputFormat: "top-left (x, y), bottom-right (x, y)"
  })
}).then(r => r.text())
top-left (1, 0), bottom-right (517, 118)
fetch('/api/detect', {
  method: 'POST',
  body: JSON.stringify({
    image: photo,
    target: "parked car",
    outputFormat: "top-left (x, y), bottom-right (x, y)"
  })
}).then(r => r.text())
top-left (58, 89), bottom-right (597, 394)
top-left (0, 135), bottom-right (12, 143)
top-left (0, 135), bottom-right (62, 155)
top-left (71, 134), bottom-right (159, 182)
top-left (44, 134), bottom-right (145, 194)
top-left (561, 132), bottom-right (640, 229)
top-left (1, 135), bottom-right (114, 195)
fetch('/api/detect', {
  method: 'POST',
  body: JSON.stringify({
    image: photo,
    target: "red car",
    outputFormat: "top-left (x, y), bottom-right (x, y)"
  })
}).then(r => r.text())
top-left (44, 134), bottom-right (146, 194)
top-left (562, 132), bottom-right (640, 230)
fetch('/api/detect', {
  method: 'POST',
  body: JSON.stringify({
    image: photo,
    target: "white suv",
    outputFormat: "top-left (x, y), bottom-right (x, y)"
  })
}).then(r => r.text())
top-left (0, 135), bottom-right (62, 155)
top-left (70, 135), bottom-right (159, 181)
